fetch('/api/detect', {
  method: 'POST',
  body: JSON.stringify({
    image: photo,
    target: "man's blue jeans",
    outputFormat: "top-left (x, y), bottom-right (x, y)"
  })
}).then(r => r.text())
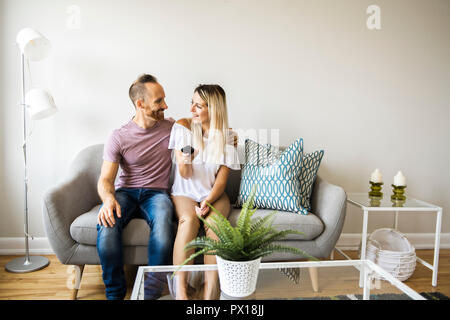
top-left (96, 188), bottom-right (175, 300)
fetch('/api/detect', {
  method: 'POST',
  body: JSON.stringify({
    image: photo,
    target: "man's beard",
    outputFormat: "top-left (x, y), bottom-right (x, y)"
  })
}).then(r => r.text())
top-left (151, 109), bottom-right (165, 121)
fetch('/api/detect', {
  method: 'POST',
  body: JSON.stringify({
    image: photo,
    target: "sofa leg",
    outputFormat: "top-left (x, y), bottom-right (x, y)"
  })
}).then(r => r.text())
top-left (308, 267), bottom-right (319, 292)
top-left (68, 265), bottom-right (85, 300)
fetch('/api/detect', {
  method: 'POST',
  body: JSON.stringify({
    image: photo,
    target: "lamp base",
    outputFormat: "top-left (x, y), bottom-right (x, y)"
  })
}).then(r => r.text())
top-left (5, 256), bottom-right (49, 273)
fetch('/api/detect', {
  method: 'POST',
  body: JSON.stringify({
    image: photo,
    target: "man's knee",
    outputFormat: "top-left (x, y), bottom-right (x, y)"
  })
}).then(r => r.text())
top-left (97, 224), bottom-right (123, 258)
top-left (152, 194), bottom-right (175, 221)
top-left (154, 192), bottom-right (174, 209)
top-left (97, 224), bottom-right (121, 246)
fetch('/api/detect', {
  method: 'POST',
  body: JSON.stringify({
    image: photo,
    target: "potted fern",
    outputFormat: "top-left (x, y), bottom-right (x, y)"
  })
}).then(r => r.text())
top-left (173, 190), bottom-right (318, 298)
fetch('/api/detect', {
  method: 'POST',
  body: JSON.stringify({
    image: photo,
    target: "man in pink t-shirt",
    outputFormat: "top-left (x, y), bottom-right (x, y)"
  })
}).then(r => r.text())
top-left (96, 74), bottom-right (175, 300)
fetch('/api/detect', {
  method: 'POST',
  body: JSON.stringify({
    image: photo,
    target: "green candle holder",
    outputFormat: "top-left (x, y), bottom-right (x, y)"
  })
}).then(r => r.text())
top-left (391, 199), bottom-right (406, 207)
top-left (369, 195), bottom-right (382, 207)
top-left (391, 184), bottom-right (407, 201)
top-left (369, 181), bottom-right (383, 197)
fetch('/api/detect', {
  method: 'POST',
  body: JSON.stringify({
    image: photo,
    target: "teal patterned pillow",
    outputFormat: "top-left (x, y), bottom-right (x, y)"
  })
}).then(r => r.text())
top-left (236, 138), bottom-right (308, 215)
top-left (297, 150), bottom-right (324, 211)
top-left (265, 144), bottom-right (324, 212)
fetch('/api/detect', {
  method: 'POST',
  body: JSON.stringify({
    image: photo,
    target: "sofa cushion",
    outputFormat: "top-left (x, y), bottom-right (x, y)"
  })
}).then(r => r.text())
top-left (71, 203), bottom-right (324, 246)
top-left (297, 150), bottom-right (324, 211)
top-left (236, 138), bottom-right (309, 215)
top-left (227, 208), bottom-right (324, 241)
top-left (70, 205), bottom-right (150, 246)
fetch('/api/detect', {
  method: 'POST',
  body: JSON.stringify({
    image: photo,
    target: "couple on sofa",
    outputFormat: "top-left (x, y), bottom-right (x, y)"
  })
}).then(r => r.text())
top-left (96, 74), bottom-right (240, 300)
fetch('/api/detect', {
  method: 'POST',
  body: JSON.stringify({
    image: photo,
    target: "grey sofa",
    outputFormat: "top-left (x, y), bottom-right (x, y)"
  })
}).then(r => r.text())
top-left (42, 144), bottom-right (347, 298)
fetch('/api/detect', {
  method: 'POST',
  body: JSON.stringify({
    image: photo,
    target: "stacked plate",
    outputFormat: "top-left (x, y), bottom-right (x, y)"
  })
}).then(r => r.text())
top-left (360, 228), bottom-right (416, 282)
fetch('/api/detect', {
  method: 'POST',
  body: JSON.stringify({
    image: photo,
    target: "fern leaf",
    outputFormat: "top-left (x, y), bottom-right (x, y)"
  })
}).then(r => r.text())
top-left (196, 214), bottom-right (232, 244)
top-left (244, 227), bottom-right (275, 250)
top-left (184, 236), bottom-right (218, 251)
top-left (249, 211), bottom-right (277, 234)
top-left (237, 185), bottom-right (258, 237)
top-left (204, 202), bottom-right (236, 241)
top-left (206, 213), bottom-right (235, 243)
top-left (232, 227), bottom-right (244, 250)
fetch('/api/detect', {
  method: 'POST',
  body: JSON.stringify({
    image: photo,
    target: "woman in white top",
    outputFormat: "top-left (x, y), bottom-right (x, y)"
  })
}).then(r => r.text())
top-left (168, 84), bottom-right (240, 299)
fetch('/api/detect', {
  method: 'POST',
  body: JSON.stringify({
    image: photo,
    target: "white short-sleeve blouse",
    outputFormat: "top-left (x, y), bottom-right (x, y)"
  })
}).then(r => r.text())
top-left (168, 123), bottom-right (240, 202)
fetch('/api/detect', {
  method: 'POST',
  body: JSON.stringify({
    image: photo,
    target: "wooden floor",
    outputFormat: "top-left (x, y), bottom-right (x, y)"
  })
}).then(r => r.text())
top-left (0, 250), bottom-right (449, 300)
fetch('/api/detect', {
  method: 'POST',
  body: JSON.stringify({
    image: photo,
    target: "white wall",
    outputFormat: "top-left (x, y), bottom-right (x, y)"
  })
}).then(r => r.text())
top-left (1, 0), bottom-right (449, 241)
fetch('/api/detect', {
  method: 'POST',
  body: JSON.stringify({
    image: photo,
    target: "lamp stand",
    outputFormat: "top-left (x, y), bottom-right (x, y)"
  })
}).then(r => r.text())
top-left (5, 53), bottom-right (49, 273)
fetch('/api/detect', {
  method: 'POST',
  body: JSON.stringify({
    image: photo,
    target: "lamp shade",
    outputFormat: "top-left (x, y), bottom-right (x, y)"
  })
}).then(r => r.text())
top-left (25, 88), bottom-right (57, 120)
top-left (16, 28), bottom-right (51, 61)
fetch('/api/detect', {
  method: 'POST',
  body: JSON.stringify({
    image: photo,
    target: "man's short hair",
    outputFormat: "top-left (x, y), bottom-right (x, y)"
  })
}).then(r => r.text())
top-left (129, 74), bottom-right (158, 107)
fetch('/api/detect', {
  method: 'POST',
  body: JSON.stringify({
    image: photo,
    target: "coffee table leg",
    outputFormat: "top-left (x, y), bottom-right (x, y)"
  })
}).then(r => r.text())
top-left (362, 265), bottom-right (371, 300)
top-left (359, 209), bottom-right (369, 287)
top-left (432, 209), bottom-right (442, 287)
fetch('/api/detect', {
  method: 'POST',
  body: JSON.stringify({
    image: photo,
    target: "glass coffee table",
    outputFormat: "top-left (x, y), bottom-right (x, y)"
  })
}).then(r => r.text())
top-left (130, 260), bottom-right (425, 300)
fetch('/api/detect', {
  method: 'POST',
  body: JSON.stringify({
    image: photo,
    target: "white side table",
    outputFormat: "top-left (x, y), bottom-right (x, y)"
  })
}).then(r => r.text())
top-left (335, 193), bottom-right (442, 287)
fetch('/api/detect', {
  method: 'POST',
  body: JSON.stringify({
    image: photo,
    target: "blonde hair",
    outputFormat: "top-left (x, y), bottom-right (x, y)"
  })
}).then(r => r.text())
top-left (191, 84), bottom-right (229, 164)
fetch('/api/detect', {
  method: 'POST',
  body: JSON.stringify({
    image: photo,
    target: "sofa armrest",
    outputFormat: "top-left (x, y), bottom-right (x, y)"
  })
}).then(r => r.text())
top-left (42, 171), bottom-right (101, 264)
top-left (310, 176), bottom-right (347, 258)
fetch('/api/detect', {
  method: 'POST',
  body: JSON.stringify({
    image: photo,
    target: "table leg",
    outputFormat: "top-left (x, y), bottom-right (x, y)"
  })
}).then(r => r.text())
top-left (394, 210), bottom-right (399, 230)
top-left (362, 265), bottom-right (371, 300)
top-left (432, 209), bottom-right (442, 287)
top-left (359, 209), bottom-right (369, 287)
top-left (308, 267), bottom-right (319, 293)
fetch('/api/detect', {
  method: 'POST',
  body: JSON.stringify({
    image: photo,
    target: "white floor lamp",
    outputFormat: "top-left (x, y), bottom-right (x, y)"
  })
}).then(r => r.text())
top-left (5, 28), bottom-right (58, 273)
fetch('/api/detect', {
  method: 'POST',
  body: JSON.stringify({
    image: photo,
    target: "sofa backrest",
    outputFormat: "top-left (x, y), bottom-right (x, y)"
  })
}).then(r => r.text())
top-left (225, 146), bottom-right (244, 204)
top-left (73, 144), bottom-right (246, 204)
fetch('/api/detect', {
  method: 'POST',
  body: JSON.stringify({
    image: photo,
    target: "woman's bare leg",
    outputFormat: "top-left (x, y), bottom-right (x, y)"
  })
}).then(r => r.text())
top-left (203, 193), bottom-right (231, 300)
top-left (172, 195), bottom-right (200, 300)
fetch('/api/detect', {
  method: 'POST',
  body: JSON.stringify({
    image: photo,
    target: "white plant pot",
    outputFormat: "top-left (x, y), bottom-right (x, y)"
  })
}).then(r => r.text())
top-left (216, 256), bottom-right (261, 298)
